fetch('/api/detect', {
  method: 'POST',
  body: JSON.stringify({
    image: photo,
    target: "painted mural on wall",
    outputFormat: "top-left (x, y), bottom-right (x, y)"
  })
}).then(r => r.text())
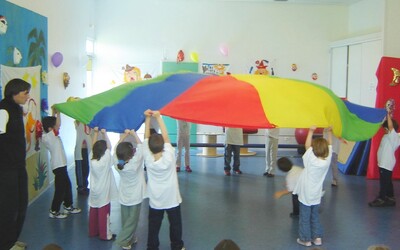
top-left (202, 63), bottom-right (230, 75)
top-left (0, 1), bottom-right (48, 200)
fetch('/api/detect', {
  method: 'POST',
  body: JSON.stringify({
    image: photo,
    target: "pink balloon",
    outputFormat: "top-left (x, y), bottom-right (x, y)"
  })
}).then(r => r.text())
top-left (51, 52), bottom-right (63, 67)
top-left (219, 44), bottom-right (228, 56)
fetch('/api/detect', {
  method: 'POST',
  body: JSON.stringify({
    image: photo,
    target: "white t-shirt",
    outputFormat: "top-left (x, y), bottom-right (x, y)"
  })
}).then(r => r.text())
top-left (0, 109), bottom-right (9, 134)
top-left (286, 165), bottom-right (303, 192)
top-left (42, 130), bottom-right (67, 170)
top-left (114, 144), bottom-right (146, 206)
top-left (293, 145), bottom-right (332, 206)
top-left (143, 139), bottom-right (182, 209)
top-left (225, 128), bottom-right (243, 146)
top-left (377, 129), bottom-right (400, 171)
top-left (89, 149), bottom-right (118, 208)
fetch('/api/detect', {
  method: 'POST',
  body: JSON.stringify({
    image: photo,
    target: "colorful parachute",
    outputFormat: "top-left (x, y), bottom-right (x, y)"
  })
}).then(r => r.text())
top-left (55, 73), bottom-right (386, 141)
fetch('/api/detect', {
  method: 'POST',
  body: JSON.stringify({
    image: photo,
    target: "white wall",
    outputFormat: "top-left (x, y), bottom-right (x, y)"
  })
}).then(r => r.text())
top-left (7, 0), bottom-right (95, 164)
top-left (348, 0), bottom-right (383, 37)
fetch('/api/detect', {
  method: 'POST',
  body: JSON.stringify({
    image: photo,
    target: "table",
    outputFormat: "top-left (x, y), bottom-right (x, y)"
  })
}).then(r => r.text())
top-left (196, 132), bottom-right (224, 157)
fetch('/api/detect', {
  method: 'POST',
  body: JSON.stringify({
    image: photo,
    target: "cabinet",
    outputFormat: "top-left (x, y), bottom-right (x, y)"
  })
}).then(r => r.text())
top-left (330, 34), bottom-right (382, 107)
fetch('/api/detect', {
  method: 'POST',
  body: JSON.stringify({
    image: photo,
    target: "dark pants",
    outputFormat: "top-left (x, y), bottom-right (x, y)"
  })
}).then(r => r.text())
top-left (378, 167), bottom-right (394, 199)
top-left (147, 205), bottom-right (184, 250)
top-left (292, 194), bottom-right (300, 215)
top-left (224, 144), bottom-right (241, 171)
top-left (0, 168), bottom-right (28, 250)
top-left (75, 148), bottom-right (89, 191)
top-left (51, 166), bottom-right (73, 212)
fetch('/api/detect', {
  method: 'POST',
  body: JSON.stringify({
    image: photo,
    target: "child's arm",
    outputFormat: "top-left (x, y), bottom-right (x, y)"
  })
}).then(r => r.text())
top-left (118, 129), bottom-right (130, 143)
top-left (144, 109), bottom-right (152, 139)
top-left (305, 126), bottom-right (316, 150)
top-left (101, 129), bottom-right (111, 149)
top-left (325, 126), bottom-right (333, 145)
top-left (92, 127), bottom-right (99, 147)
top-left (387, 111), bottom-right (394, 132)
top-left (274, 189), bottom-right (291, 199)
top-left (130, 129), bottom-right (142, 144)
top-left (52, 106), bottom-right (61, 131)
top-left (152, 110), bottom-right (170, 143)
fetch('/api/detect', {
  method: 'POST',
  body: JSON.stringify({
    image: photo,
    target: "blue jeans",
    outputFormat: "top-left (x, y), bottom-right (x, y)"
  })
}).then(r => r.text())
top-left (224, 144), bottom-right (240, 171)
top-left (299, 202), bottom-right (323, 242)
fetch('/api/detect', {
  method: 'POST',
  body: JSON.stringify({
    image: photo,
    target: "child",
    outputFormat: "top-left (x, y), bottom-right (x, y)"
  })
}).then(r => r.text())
top-left (88, 127), bottom-right (117, 241)
top-left (323, 128), bottom-right (342, 187)
top-left (224, 127), bottom-right (243, 176)
top-left (274, 157), bottom-right (303, 218)
top-left (41, 107), bottom-right (81, 219)
top-left (114, 129), bottom-right (146, 250)
top-left (369, 110), bottom-right (400, 207)
top-left (176, 120), bottom-right (192, 172)
top-left (143, 110), bottom-right (185, 250)
top-left (293, 126), bottom-right (332, 247)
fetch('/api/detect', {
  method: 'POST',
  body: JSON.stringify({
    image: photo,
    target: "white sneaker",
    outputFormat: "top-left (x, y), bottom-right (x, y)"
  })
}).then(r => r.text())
top-left (63, 206), bottom-right (81, 214)
top-left (49, 210), bottom-right (68, 219)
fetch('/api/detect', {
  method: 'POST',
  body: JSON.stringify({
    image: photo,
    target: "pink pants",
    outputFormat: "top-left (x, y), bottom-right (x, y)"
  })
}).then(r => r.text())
top-left (89, 203), bottom-right (111, 240)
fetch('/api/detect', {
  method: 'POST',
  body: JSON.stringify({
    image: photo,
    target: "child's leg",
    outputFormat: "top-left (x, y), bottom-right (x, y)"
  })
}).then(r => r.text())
top-left (81, 148), bottom-right (90, 190)
top-left (51, 167), bottom-right (68, 212)
top-left (183, 136), bottom-right (190, 167)
top-left (62, 170), bottom-right (73, 208)
top-left (97, 203), bottom-right (111, 240)
top-left (310, 204), bottom-right (323, 240)
top-left (298, 202), bottom-right (312, 242)
top-left (232, 145), bottom-right (241, 171)
top-left (292, 194), bottom-right (299, 215)
top-left (331, 153), bottom-right (339, 185)
top-left (224, 144), bottom-right (233, 171)
top-left (88, 207), bottom-right (99, 237)
top-left (147, 207), bottom-right (164, 250)
top-left (378, 167), bottom-right (391, 199)
top-left (166, 205), bottom-right (184, 250)
top-left (116, 204), bottom-right (141, 247)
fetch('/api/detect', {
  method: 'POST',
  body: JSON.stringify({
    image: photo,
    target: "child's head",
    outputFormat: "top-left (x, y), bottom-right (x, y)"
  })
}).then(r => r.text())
top-left (116, 142), bottom-right (136, 170)
top-left (277, 157), bottom-right (293, 172)
top-left (311, 137), bottom-right (329, 159)
top-left (149, 133), bottom-right (164, 154)
top-left (92, 140), bottom-right (107, 161)
top-left (382, 119), bottom-right (398, 133)
top-left (42, 116), bottom-right (57, 133)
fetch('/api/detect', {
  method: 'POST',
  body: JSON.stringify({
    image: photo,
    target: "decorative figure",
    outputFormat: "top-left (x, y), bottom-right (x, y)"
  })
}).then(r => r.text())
top-left (144, 73), bottom-right (152, 80)
top-left (390, 68), bottom-right (400, 86)
top-left (63, 72), bottom-right (70, 88)
top-left (122, 64), bottom-right (142, 82)
top-left (312, 73), bottom-right (318, 80)
top-left (0, 15), bottom-right (7, 35)
top-left (51, 52), bottom-right (63, 67)
top-left (177, 50), bottom-right (184, 62)
top-left (291, 63), bottom-right (298, 71)
top-left (253, 60), bottom-right (269, 75)
top-left (13, 47), bottom-right (22, 65)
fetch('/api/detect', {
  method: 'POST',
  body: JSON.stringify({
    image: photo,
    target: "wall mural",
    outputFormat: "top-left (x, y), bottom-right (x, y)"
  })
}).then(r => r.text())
top-left (0, 1), bottom-right (48, 201)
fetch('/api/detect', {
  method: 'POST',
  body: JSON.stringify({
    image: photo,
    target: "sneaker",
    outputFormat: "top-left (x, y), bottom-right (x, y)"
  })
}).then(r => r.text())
top-left (297, 238), bottom-right (312, 247)
top-left (185, 166), bottom-right (192, 172)
top-left (176, 167), bottom-right (181, 172)
top-left (233, 169), bottom-right (242, 175)
top-left (15, 241), bottom-right (27, 248)
top-left (385, 197), bottom-right (396, 206)
top-left (122, 245), bottom-right (131, 250)
top-left (49, 210), bottom-right (68, 219)
top-left (224, 170), bottom-right (231, 176)
top-left (331, 180), bottom-right (338, 187)
top-left (64, 206), bottom-right (81, 214)
top-left (313, 237), bottom-right (322, 246)
top-left (369, 198), bottom-right (387, 207)
top-left (263, 172), bottom-right (274, 177)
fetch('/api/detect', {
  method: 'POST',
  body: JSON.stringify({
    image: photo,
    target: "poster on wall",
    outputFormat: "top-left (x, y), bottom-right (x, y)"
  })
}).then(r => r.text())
top-left (0, 1), bottom-right (48, 201)
top-left (201, 63), bottom-right (230, 75)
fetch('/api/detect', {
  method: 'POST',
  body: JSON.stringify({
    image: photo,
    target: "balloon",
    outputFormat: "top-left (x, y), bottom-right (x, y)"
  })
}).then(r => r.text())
top-left (51, 52), bottom-right (63, 67)
top-left (219, 44), bottom-right (228, 56)
top-left (190, 52), bottom-right (199, 62)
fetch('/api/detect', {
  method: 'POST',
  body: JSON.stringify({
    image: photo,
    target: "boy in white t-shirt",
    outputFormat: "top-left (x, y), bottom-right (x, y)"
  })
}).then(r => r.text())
top-left (369, 110), bottom-right (400, 207)
top-left (274, 157), bottom-right (303, 218)
top-left (143, 110), bottom-right (185, 250)
top-left (42, 107), bottom-right (81, 219)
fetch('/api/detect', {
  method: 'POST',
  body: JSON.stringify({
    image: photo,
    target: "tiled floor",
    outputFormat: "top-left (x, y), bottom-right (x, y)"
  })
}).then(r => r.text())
top-left (19, 149), bottom-right (400, 250)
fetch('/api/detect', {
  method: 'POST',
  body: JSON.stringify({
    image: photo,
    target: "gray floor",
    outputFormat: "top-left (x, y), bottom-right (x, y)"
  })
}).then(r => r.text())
top-left (19, 148), bottom-right (400, 250)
